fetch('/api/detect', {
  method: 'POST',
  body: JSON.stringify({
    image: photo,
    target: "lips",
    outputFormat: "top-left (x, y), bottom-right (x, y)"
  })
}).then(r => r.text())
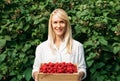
top-left (54, 28), bottom-right (64, 34)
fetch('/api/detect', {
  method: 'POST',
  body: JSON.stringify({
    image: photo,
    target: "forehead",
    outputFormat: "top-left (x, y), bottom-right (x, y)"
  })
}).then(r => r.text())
top-left (52, 15), bottom-right (64, 21)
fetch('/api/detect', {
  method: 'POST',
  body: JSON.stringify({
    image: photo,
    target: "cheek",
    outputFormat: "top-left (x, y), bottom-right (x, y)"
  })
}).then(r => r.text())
top-left (62, 24), bottom-right (66, 27)
top-left (51, 23), bottom-right (56, 28)
top-left (51, 24), bottom-right (55, 30)
top-left (63, 24), bottom-right (67, 30)
top-left (52, 26), bottom-right (56, 30)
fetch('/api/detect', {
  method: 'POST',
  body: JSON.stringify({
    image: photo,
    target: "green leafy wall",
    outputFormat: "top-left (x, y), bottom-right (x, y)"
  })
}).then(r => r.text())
top-left (0, 0), bottom-right (120, 81)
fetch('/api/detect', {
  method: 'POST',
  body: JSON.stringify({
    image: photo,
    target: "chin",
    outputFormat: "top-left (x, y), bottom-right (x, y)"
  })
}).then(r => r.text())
top-left (57, 33), bottom-right (64, 36)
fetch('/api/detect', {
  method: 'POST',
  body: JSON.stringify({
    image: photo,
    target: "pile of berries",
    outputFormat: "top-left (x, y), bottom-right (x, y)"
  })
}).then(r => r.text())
top-left (39, 62), bottom-right (77, 73)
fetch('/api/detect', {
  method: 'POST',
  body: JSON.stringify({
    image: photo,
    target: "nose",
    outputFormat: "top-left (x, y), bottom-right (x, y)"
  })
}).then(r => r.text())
top-left (57, 23), bottom-right (61, 27)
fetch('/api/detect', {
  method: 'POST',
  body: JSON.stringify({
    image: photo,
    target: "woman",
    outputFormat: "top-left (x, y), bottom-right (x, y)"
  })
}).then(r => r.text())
top-left (32, 8), bottom-right (87, 81)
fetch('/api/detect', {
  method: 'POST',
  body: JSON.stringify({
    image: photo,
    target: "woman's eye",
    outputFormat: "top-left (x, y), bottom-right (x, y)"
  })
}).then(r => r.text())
top-left (60, 21), bottom-right (65, 23)
top-left (54, 21), bottom-right (57, 24)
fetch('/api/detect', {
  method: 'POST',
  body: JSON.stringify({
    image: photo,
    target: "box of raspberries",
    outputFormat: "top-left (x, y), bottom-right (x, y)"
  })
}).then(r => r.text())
top-left (38, 62), bottom-right (79, 81)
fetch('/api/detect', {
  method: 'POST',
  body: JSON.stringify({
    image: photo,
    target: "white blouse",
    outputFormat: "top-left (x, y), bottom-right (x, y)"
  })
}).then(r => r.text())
top-left (32, 39), bottom-right (87, 79)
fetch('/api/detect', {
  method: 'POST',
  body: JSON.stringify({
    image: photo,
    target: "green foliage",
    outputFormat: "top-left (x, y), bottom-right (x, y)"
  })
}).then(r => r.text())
top-left (0, 0), bottom-right (120, 81)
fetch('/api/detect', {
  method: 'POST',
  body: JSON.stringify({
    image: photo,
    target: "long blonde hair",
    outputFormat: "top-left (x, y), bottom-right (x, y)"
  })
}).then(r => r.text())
top-left (48, 8), bottom-right (73, 54)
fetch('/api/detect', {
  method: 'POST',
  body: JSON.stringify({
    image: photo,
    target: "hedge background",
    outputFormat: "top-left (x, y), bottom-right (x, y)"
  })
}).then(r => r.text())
top-left (0, 0), bottom-right (120, 81)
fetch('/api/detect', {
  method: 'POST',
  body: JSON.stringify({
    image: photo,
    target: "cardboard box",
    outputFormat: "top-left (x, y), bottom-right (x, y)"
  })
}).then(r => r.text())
top-left (38, 73), bottom-right (79, 81)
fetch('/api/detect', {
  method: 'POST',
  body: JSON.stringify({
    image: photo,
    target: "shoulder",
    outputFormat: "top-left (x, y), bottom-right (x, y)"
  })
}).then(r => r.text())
top-left (36, 40), bottom-right (49, 49)
top-left (72, 39), bottom-right (84, 54)
top-left (73, 39), bottom-right (83, 47)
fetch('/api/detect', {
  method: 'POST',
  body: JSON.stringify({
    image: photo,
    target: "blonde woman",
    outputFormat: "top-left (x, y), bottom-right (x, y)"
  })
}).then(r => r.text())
top-left (32, 8), bottom-right (87, 81)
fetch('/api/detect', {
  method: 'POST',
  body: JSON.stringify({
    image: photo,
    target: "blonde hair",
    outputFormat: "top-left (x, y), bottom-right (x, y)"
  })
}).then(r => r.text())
top-left (48, 8), bottom-right (73, 54)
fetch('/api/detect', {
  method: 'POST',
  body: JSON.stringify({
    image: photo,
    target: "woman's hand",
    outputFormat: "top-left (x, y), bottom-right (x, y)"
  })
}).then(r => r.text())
top-left (78, 72), bottom-right (84, 81)
top-left (33, 71), bottom-right (39, 81)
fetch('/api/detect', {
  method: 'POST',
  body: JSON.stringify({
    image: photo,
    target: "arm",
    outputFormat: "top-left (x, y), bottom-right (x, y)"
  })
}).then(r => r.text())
top-left (77, 44), bottom-right (87, 80)
top-left (32, 45), bottom-right (42, 81)
top-left (33, 71), bottom-right (39, 81)
top-left (78, 71), bottom-right (85, 81)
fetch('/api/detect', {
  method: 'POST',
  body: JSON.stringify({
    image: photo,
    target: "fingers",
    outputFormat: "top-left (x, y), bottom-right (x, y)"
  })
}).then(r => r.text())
top-left (35, 77), bottom-right (38, 81)
top-left (78, 72), bottom-right (84, 81)
top-left (33, 71), bottom-right (39, 81)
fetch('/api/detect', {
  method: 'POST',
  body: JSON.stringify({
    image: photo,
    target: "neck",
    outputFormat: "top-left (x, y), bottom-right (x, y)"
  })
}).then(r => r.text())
top-left (54, 35), bottom-right (64, 48)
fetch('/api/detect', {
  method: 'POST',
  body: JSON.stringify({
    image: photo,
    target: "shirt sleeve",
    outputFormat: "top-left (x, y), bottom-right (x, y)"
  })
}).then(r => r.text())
top-left (32, 45), bottom-right (42, 78)
top-left (77, 44), bottom-right (87, 80)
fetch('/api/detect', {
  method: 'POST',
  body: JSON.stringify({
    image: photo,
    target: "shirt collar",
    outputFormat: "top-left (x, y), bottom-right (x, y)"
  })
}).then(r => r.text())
top-left (53, 41), bottom-right (66, 51)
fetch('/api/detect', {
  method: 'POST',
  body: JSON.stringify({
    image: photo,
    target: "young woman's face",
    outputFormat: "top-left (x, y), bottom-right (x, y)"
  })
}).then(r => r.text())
top-left (51, 15), bottom-right (66, 37)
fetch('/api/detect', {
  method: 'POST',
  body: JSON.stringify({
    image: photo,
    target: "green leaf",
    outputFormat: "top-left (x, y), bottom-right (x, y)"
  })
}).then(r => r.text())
top-left (34, 19), bottom-right (39, 24)
top-left (96, 62), bottom-right (105, 69)
top-left (117, 76), bottom-right (120, 81)
top-left (102, 18), bottom-right (108, 24)
top-left (99, 37), bottom-right (108, 45)
top-left (84, 40), bottom-right (93, 47)
top-left (97, 75), bottom-right (104, 81)
top-left (0, 39), bottom-right (6, 47)
top-left (9, 71), bottom-right (16, 76)
top-left (106, 80), bottom-right (111, 81)
top-left (22, 43), bottom-right (31, 52)
top-left (10, 77), bottom-right (16, 81)
top-left (111, 63), bottom-right (120, 71)
top-left (102, 45), bottom-right (112, 52)
top-left (24, 68), bottom-right (32, 81)
top-left (9, 71), bottom-right (17, 76)
top-left (0, 74), bottom-right (2, 80)
top-left (113, 46), bottom-right (120, 54)
top-left (0, 54), bottom-right (6, 63)
top-left (4, 35), bottom-right (11, 41)
top-left (90, 68), bottom-right (96, 74)
top-left (17, 75), bottom-right (23, 81)
top-left (86, 52), bottom-right (97, 61)
top-left (81, 27), bottom-right (88, 33)
top-left (87, 60), bottom-right (94, 67)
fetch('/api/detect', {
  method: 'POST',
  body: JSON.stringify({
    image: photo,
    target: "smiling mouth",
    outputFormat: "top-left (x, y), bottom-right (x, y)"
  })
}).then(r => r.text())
top-left (56, 30), bottom-right (63, 33)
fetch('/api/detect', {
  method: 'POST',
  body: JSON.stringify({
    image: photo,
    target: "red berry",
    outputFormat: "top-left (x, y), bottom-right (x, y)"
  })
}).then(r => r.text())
top-left (39, 62), bottom-right (77, 73)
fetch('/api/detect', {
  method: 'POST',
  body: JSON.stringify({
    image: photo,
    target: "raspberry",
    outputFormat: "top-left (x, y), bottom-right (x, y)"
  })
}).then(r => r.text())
top-left (39, 62), bottom-right (77, 73)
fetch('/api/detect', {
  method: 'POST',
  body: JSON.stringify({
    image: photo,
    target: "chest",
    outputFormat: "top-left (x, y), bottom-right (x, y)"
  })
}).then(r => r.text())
top-left (41, 47), bottom-right (77, 63)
